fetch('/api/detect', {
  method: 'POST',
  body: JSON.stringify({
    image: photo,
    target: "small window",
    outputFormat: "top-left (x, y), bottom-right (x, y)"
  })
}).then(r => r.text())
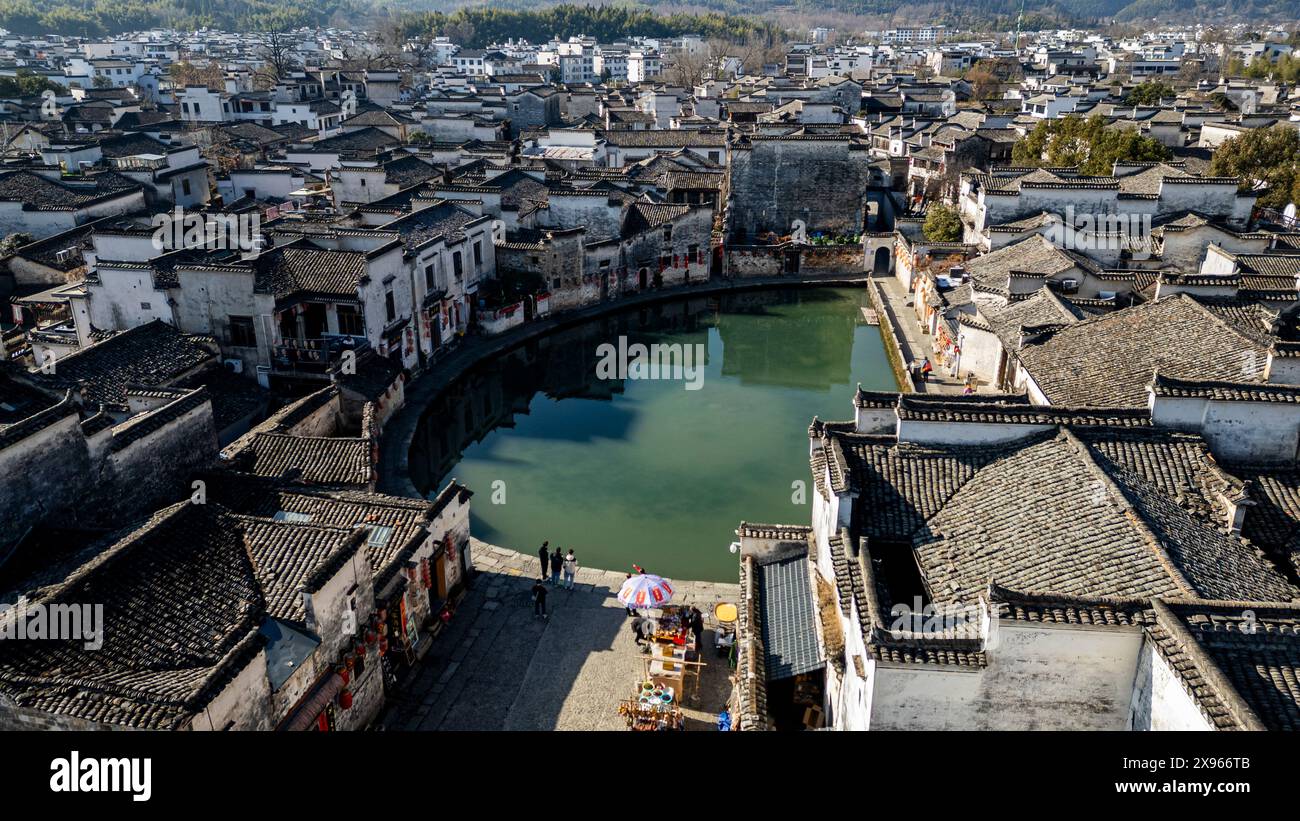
top-left (663, 225), bottom-right (672, 241)
top-left (384, 288), bottom-right (396, 322)
top-left (181, 179), bottom-right (191, 196)
top-left (453, 251), bottom-right (463, 277)
top-left (228, 315), bottom-right (256, 347)
top-left (424, 264), bottom-right (435, 290)
top-left (473, 241), bottom-right (482, 266)
top-left (337, 304), bottom-right (364, 336)
top-left (140, 301), bottom-right (152, 310)
top-left (357, 524), bottom-right (393, 547)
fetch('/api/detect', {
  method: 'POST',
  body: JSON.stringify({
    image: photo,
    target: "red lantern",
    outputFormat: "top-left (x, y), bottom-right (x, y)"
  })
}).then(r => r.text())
top-left (316, 712), bottom-right (329, 731)
top-left (339, 690), bottom-right (353, 710)
top-left (355, 641), bottom-right (366, 657)
top-left (365, 629), bottom-right (378, 645)
top-left (379, 637), bottom-right (388, 654)
top-left (336, 666), bottom-right (350, 686)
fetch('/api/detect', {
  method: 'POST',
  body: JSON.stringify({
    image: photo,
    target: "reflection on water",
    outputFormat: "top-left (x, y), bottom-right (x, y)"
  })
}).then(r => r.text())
top-left (409, 287), bottom-right (896, 582)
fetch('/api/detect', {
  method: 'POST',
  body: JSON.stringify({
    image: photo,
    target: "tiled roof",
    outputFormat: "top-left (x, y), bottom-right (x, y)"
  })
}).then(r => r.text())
top-left (1149, 599), bottom-right (1300, 731)
top-left (817, 420), bottom-right (1299, 619)
top-left (963, 235), bottom-right (1096, 291)
top-left (0, 503), bottom-right (265, 729)
top-left (0, 169), bottom-right (140, 210)
top-left (243, 433), bottom-right (373, 487)
top-left (1016, 294), bottom-right (1272, 407)
top-left (755, 548), bottom-right (823, 681)
top-left (383, 200), bottom-right (482, 249)
top-left (254, 244), bottom-right (367, 301)
top-left (36, 320), bottom-right (215, 410)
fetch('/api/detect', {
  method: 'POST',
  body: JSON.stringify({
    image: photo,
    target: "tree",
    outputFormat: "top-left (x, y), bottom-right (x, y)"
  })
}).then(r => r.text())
top-left (255, 29), bottom-right (299, 88)
top-left (1012, 114), bottom-right (1171, 175)
top-left (923, 203), bottom-right (963, 242)
top-left (1208, 124), bottom-right (1300, 211)
top-left (0, 69), bottom-right (65, 97)
top-left (92, 74), bottom-right (113, 89)
top-left (963, 60), bottom-right (1000, 100)
top-left (1123, 80), bottom-right (1173, 106)
top-left (169, 61), bottom-right (223, 91)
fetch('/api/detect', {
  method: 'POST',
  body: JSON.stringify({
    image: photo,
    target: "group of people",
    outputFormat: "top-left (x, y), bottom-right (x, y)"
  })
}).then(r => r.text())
top-left (531, 541), bottom-right (579, 618)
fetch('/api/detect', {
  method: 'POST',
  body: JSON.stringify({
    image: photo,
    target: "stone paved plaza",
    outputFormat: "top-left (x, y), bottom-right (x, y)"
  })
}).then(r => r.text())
top-left (381, 540), bottom-right (742, 731)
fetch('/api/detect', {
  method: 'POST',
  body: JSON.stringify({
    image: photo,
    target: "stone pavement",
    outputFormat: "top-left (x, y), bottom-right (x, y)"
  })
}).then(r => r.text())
top-left (872, 272), bottom-right (990, 395)
top-left (379, 540), bottom-right (742, 732)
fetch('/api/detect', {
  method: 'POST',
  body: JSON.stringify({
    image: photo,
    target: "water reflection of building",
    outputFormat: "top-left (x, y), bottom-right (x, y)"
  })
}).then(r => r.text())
top-left (715, 290), bottom-right (860, 391)
top-left (409, 290), bottom-right (843, 494)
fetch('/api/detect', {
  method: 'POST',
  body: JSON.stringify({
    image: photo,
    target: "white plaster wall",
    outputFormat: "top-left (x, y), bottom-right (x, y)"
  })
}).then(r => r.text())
top-left (1129, 641), bottom-right (1215, 731)
top-left (871, 623), bottom-right (1143, 730)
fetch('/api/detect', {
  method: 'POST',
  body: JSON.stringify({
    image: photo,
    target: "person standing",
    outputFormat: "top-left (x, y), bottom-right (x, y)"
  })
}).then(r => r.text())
top-left (920, 357), bottom-right (933, 383)
top-left (563, 550), bottom-right (578, 589)
top-left (690, 607), bottom-right (704, 651)
top-left (623, 573), bottom-right (637, 616)
top-left (532, 578), bottom-right (548, 618)
top-left (550, 546), bottom-right (563, 585)
top-left (632, 614), bottom-right (656, 652)
top-left (537, 541), bottom-right (550, 581)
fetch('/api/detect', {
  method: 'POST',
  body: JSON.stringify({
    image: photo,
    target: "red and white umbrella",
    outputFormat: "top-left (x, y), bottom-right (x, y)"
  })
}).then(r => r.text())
top-left (618, 574), bottom-right (675, 609)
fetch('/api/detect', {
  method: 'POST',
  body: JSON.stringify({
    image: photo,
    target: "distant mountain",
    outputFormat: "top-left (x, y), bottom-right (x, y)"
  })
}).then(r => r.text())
top-left (0, 0), bottom-right (1296, 40)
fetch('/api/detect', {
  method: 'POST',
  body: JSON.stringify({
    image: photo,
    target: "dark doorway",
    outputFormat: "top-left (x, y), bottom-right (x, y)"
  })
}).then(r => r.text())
top-left (873, 247), bottom-right (891, 274)
top-left (278, 310), bottom-right (298, 342)
top-left (638, 268), bottom-right (648, 289)
top-left (302, 303), bottom-right (327, 339)
top-left (784, 250), bottom-right (801, 274)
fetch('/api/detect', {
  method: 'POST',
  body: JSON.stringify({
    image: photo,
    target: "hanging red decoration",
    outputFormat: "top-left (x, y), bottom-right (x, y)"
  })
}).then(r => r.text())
top-left (339, 690), bottom-right (353, 710)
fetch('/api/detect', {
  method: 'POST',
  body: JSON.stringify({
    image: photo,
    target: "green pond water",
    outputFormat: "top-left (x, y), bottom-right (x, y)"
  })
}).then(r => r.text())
top-left (409, 287), bottom-right (897, 583)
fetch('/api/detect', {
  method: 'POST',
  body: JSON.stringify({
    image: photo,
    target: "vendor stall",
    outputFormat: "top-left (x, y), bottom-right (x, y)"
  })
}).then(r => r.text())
top-left (619, 681), bottom-right (684, 731)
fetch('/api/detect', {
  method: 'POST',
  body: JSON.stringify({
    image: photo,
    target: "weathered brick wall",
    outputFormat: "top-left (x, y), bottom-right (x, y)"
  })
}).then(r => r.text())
top-left (728, 138), bottom-right (872, 242)
top-left (95, 401), bottom-right (219, 526)
top-left (0, 408), bottom-right (93, 537)
top-left (725, 247), bottom-right (783, 278)
top-left (800, 245), bottom-right (864, 273)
